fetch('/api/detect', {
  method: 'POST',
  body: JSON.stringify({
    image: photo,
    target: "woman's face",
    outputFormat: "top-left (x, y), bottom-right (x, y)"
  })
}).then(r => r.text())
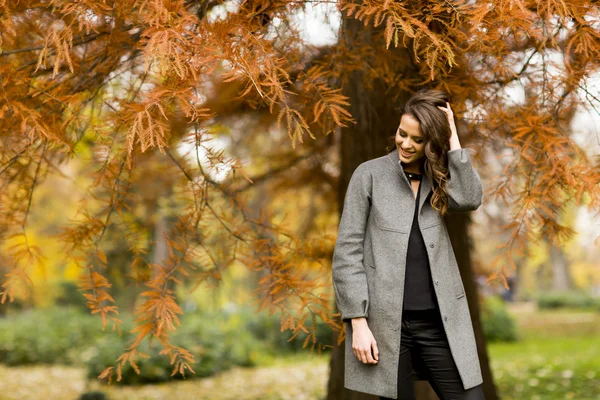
top-left (395, 114), bottom-right (426, 163)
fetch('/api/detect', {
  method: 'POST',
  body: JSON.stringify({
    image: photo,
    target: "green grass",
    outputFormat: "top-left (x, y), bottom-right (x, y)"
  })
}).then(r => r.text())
top-left (487, 306), bottom-right (600, 399)
top-left (489, 337), bottom-right (599, 399)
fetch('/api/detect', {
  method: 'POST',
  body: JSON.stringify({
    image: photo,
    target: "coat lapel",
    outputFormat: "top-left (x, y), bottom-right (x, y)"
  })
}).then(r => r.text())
top-left (418, 168), bottom-right (432, 214)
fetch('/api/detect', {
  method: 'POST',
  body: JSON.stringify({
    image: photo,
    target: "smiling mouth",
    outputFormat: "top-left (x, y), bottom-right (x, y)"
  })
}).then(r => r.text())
top-left (401, 149), bottom-right (414, 155)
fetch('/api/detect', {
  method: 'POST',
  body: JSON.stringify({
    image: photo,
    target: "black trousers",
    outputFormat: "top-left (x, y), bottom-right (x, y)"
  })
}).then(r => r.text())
top-left (380, 307), bottom-right (485, 400)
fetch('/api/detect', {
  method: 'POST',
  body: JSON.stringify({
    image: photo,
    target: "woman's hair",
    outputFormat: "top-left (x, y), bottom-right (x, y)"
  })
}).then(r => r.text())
top-left (386, 88), bottom-right (453, 216)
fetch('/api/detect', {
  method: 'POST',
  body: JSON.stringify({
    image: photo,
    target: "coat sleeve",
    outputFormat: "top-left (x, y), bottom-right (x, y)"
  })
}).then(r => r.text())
top-left (446, 148), bottom-right (483, 212)
top-left (332, 163), bottom-right (372, 323)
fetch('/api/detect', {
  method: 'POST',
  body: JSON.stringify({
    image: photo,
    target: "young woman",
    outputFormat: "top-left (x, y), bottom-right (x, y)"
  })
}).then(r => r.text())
top-left (331, 89), bottom-right (486, 400)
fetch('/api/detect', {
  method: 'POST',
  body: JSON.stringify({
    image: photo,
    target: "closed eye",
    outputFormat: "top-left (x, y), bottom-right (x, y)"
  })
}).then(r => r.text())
top-left (399, 131), bottom-right (423, 144)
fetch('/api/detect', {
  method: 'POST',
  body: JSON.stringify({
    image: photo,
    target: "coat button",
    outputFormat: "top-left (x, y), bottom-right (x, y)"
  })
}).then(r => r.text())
top-left (435, 280), bottom-right (439, 285)
top-left (429, 243), bottom-right (435, 248)
top-left (420, 210), bottom-right (423, 215)
top-left (444, 316), bottom-right (448, 322)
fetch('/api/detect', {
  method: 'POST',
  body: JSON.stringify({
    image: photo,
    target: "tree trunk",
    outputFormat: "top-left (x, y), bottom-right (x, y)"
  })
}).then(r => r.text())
top-left (445, 213), bottom-right (499, 400)
top-left (150, 187), bottom-right (178, 297)
top-left (549, 243), bottom-right (573, 291)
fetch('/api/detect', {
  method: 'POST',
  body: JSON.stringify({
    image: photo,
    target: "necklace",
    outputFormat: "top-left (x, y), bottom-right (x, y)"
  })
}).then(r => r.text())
top-left (404, 171), bottom-right (422, 181)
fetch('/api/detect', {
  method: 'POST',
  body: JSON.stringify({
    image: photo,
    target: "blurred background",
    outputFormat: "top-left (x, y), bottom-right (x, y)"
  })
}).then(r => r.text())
top-left (1, 1), bottom-right (599, 400)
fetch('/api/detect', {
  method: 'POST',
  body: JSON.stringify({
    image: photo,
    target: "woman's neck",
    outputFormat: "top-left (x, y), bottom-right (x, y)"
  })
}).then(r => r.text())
top-left (401, 159), bottom-right (424, 174)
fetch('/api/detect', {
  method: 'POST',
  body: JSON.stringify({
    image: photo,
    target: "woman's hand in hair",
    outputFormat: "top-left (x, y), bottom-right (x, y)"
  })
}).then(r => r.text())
top-left (438, 101), bottom-right (461, 150)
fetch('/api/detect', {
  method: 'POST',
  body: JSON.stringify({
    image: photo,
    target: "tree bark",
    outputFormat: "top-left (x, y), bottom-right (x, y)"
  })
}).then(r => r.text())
top-left (445, 213), bottom-right (499, 400)
top-left (549, 243), bottom-right (573, 291)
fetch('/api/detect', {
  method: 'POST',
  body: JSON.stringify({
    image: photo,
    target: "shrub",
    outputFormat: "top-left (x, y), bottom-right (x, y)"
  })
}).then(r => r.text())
top-left (245, 307), bottom-right (332, 352)
top-left (0, 306), bottom-right (103, 366)
top-left (536, 291), bottom-right (600, 310)
top-left (84, 308), bottom-right (275, 384)
top-left (481, 296), bottom-right (519, 342)
top-left (0, 303), bottom-right (333, 385)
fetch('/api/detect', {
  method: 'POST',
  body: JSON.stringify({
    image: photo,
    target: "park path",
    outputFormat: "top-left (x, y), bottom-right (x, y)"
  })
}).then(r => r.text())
top-left (0, 355), bottom-right (329, 400)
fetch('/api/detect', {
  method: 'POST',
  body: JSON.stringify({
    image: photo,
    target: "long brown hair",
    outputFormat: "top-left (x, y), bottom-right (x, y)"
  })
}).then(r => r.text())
top-left (386, 88), bottom-right (453, 216)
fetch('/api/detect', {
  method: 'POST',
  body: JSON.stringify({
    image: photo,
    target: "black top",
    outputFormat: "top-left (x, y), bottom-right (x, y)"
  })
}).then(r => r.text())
top-left (402, 177), bottom-right (438, 310)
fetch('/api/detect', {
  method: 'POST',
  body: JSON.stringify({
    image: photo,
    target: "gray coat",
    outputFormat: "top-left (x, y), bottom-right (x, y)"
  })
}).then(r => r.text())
top-left (332, 148), bottom-right (484, 399)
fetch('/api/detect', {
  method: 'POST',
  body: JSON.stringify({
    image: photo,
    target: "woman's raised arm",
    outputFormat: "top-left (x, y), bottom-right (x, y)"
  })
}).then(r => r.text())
top-left (445, 148), bottom-right (483, 212)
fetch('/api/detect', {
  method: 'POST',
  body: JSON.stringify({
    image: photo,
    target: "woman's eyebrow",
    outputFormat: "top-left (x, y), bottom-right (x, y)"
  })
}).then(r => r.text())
top-left (398, 127), bottom-right (423, 139)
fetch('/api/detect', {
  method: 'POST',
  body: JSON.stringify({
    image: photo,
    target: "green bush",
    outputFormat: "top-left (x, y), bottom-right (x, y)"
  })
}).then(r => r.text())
top-left (536, 291), bottom-right (600, 310)
top-left (0, 306), bottom-right (104, 366)
top-left (245, 307), bottom-right (332, 352)
top-left (481, 296), bottom-right (519, 342)
top-left (0, 303), bottom-right (333, 385)
top-left (84, 305), bottom-right (332, 384)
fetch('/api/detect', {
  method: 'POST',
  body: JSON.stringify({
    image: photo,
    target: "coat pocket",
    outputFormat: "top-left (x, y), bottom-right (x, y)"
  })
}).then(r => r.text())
top-left (420, 211), bottom-right (443, 229)
top-left (455, 281), bottom-right (466, 298)
top-left (374, 215), bottom-right (409, 233)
